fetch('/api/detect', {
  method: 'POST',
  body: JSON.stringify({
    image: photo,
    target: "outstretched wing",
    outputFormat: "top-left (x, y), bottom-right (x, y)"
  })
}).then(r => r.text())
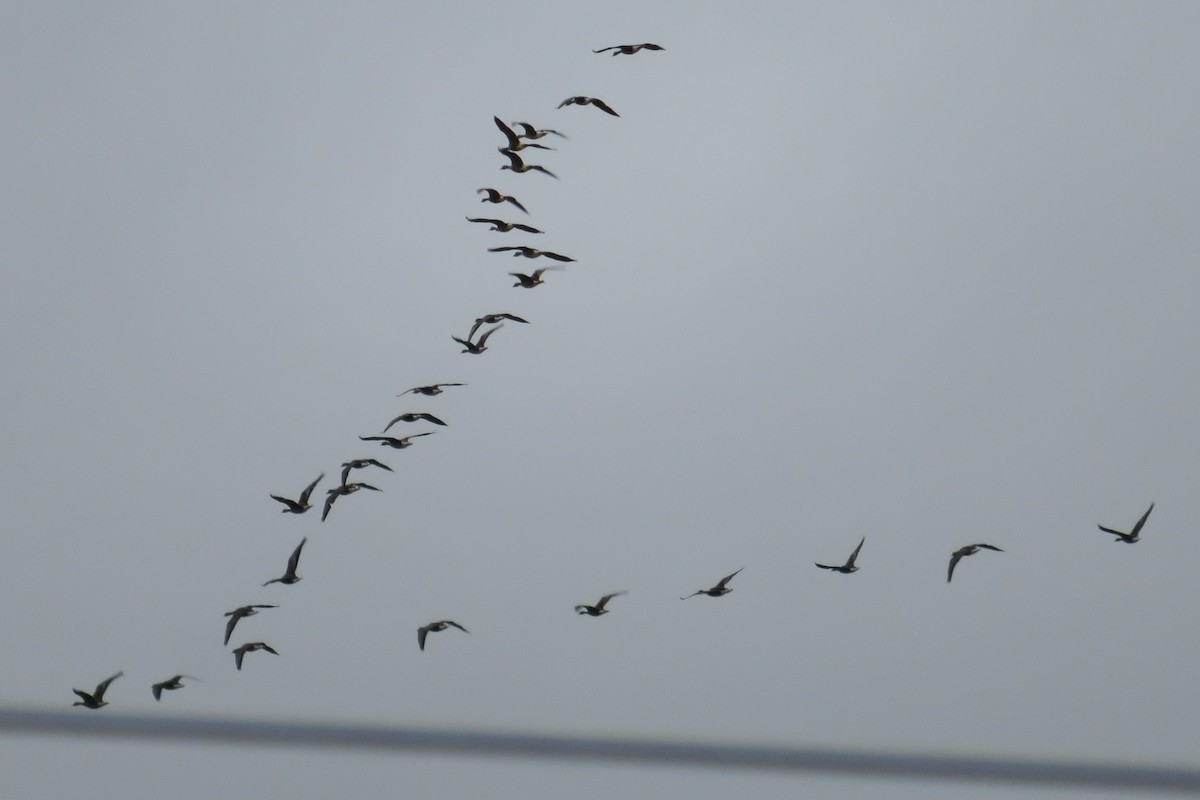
top-left (589, 98), bottom-right (620, 117)
top-left (846, 536), bottom-right (866, 568)
top-left (1130, 503), bottom-right (1155, 537)
top-left (298, 473), bottom-right (323, 505)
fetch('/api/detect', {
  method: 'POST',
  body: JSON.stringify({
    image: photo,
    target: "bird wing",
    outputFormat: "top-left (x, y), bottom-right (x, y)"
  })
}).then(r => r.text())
top-left (418, 626), bottom-right (429, 651)
top-left (557, 97), bottom-right (577, 108)
top-left (260, 643), bottom-right (279, 655)
top-left (975, 544), bottom-right (1003, 552)
top-left (1131, 503), bottom-right (1155, 537)
top-left (489, 246), bottom-right (519, 253)
top-left (446, 620), bottom-right (469, 633)
top-left (642, 43), bottom-right (665, 50)
top-left (533, 165), bottom-right (559, 179)
top-left (1097, 524), bottom-right (1127, 537)
top-left (502, 313), bottom-right (529, 323)
top-left (500, 147), bottom-right (525, 170)
top-left (716, 567), bottom-right (744, 589)
top-left (269, 494), bottom-right (300, 512)
top-left (541, 250), bottom-right (574, 262)
top-left (846, 536), bottom-right (866, 567)
top-left (477, 187), bottom-right (500, 200)
top-left (593, 46), bottom-right (618, 53)
top-left (814, 563), bottom-right (836, 571)
top-left (493, 116), bottom-right (521, 149)
top-left (298, 473), bottom-right (323, 505)
top-left (589, 98), bottom-right (620, 116)
top-left (72, 689), bottom-right (94, 704)
top-left (512, 224), bottom-right (542, 233)
top-left (224, 613), bottom-right (242, 646)
top-left (477, 324), bottom-right (505, 345)
top-left (467, 217), bottom-right (503, 226)
top-left (94, 671), bottom-right (124, 700)
top-left (505, 196), bottom-right (528, 214)
top-left (596, 591), bottom-right (626, 609)
top-left (947, 551), bottom-right (964, 583)
top-left (680, 591), bottom-right (703, 600)
top-left (421, 413), bottom-right (448, 426)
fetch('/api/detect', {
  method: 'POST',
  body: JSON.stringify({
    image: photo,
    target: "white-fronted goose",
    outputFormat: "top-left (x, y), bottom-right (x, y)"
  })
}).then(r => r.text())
top-left (575, 591), bottom-right (627, 616)
top-left (270, 473), bottom-right (324, 514)
top-left (1098, 502), bottom-right (1154, 543)
top-left (233, 642), bottom-right (278, 671)
top-left (816, 537), bottom-right (865, 573)
top-left (321, 483), bottom-right (381, 521)
top-left (382, 412), bottom-right (447, 433)
top-left (263, 538), bottom-right (307, 585)
top-left (468, 313), bottom-right (528, 340)
top-left (72, 671), bottom-right (123, 708)
top-left (499, 148), bottom-right (558, 179)
top-left (477, 187), bottom-right (528, 215)
top-left (224, 604), bottom-right (278, 646)
top-left (339, 458), bottom-right (393, 486)
top-left (453, 323), bottom-right (504, 354)
top-left (466, 217), bottom-right (543, 234)
top-left (397, 383), bottom-right (466, 397)
top-left (557, 96), bottom-right (619, 117)
top-left (593, 43), bottom-right (665, 56)
top-left (511, 121), bottom-right (568, 140)
top-left (489, 245), bottom-right (574, 262)
top-left (947, 543), bottom-right (1003, 583)
top-left (681, 567), bottom-right (743, 599)
top-left (494, 116), bottom-right (554, 152)
top-left (510, 267), bottom-right (562, 288)
top-left (417, 620), bottom-right (470, 651)
top-left (152, 674), bottom-right (197, 701)
top-left (359, 433), bottom-right (434, 449)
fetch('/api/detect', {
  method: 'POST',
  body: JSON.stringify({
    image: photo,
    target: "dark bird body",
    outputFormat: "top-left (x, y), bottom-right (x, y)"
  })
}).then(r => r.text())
top-left (270, 473), bottom-right (323, 514)
top-left (224, 604), bottom-right (278, 646)
top-left (575, 591), bottom-right (627, 616)
top-left (557, 96), bottom-right (620, 116)
top-left (152, 674), bottom-right (197, 701)
top-left (947, 543), bottom-right (1003, 583)
top-left (511, 267), bottom-right (562, 288)
top-left (466, 217), bottom-right (543, 234)
top-left (681, 568), bottom-right (743, 599)
top-left (418, 620), bottom-right (470, 651)
top-left (453, 323), bottom-right (504, 354)
top-left (468, 313), bottom-right (528, 340)
top-left (593, 43), bottom-right (665, 56)
top-left (398, 383), bottom-right (465, 397)
top-left (1098, 503), bottom-right (1154, 543)
top-left (478, 187), bottom-right (528, 214)
top-left (339, 458), bottom-right (392, 486)
top-left (489, 245), bottom-right (574, 262)
top-left (499, 148), bottom-right (558, 179)
top-left (233, 642), bottom-right (278, 671)
top-left (383, 412), bottom-right (447, 432)
top-left (494, 116), bottom-right (554, 152)
top-left (263, 538), bottom-right (307, 585)
top-left (72, 671), bottom-right (123, 708)
top-left (816, 537), bottom-right (865, 573)
top-left (359, 433), bottom-right (433, 449)
top-left (321, 483), bottom-right (381, 521)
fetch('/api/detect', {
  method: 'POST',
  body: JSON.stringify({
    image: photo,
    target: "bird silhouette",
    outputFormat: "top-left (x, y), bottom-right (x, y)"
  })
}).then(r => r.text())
top-left (478, 187), bottom-right (528, 214)
top-left (417, 620), bottom-right (470, 651)
top-left (453, 323), bottom-right (505, 354)
top-left (359, 433), bottom-right (434, 449)
top-left (510, 122), bottom-right (568, 140)
top-left (575, 591), bottom-right (627, 616)
top-left (339, 458), bottom-right (393, 486)
top-left (72, 671), bottom-right (123, 708)
top-left (224, 604), bottom-right (278, 646)
top-left (397, 383), bottom-right (465, 397)
top-left (499, 148), bottom-right (558, 179)
top-left (494, 116), bottom-right (554, 152)
top-left (382, 412), bottom-right (447, 432)
top-left (233, 642), bottom-right (278, 671)
top-left (263, 538), bottom-right (307, 585)
top-left (815, 537), bottom-right (865, 573)
top-left (269, 473), bottom-right (324, 514)
top-left (489, 245), bottom-right (574, 262)
top-left (681, 568), bottom-right (743, 599)
top-left (1098, 503), bottom-right (1154, 543)
top-left (510, 267), bottom-right (562, 288)
top-left (321, 483), bottom-right (381, 521)
top-left (557, 96), bottom-right (620, 116)
top-left (468, 313), bottom-right (528, 341)
top-left (466, 217), bottom-right (543, 234)
top-left (151, 674), bottom-right (198, 701)
top-left (947, 544), bottom-right (1003, 583)
top-left (593, 43), bottom-right (665, 56)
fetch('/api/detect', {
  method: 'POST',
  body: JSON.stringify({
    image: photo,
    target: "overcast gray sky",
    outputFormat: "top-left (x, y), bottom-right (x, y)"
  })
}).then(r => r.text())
top-left (3, 2), bottom-right (1200, 798)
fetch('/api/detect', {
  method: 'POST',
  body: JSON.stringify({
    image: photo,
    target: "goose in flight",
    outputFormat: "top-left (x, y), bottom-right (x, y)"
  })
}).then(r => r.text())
top-left (397, 382), bottom-right (465, 397)
top-left (72, 671), bottom-right (123, 709)
top-left (382, 412), bottom-right (447, 432)
top-left (339, 458), bottom-right (393, 486)
top-left (510, 267), bottom-right (562, 288)
top-left (593, 43), bottom-right (665, 56)
top-left (152, 675), bottom-right (198, 701)
top-left (947, 543), bottom-right (1003, 583)
top-left (494, 116), bottom-right (554, 152)
top-left (557, 96), bottom-right (619, 117)
top-left (1098, 502), bottom-right (1154, 543)
top-left (224, 604), bottom-right (278, 646)
top-left (477, 187), bottom-right (528, 215)
top-left (321, 483), bottom-right (381, 521)
top-left (233, 642), bottom-right (278, 671)
top-left (681, 567), bottom-right (743, 599)
top-left (489, 245), bottom-right (575, 262)
top-left (468, 313), bottom-right (528, 341)
top-left (815, 537), bottom-right (865, 573)
top-left (499, 148), bottom-right (558, 179)
top-left (575, 591), bottom-right (627, 616)
top-left (417, 620), bottom-right (470, 651)
top-left (263, 537), bottom-right (307, 585)
top-left (453, 323), bottom-right (505, 354)
top-left (359, 432), bottom-right (434, 449)
top-left (466, 217), bottom-right (543, 234)
top-left (510, 121), bottom-right (568, 140)
top-left (269, 473), bottom-right (324, 514)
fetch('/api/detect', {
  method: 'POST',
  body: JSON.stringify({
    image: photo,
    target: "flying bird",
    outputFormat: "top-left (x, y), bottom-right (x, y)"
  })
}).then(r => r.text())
top-left (269, 473), bottom-right (324, 514)
top-left (339, 458), bottom-right (393, 486)
top-left (321, 482), bottom-right (381, 521)
top-left (263, 538), bottom-right (307, 585)
top-left (493, 116), bottom-right (554, 152)
top-left (1098, 502), bottom-right (1154, 543)
top-left (510, 267), bottom-right (562, 288)
top-left (681, 567), bottom-right (743, 599)
top-left (489, 245), bottom-right (574, 262)
top-left (468, 313), bottom-right (528, 340)
top-left (510, 121), bottom-right (568, 140)
top-left (397, 383), bottom-right (465, 397)
top-left (359, 433), bottom-right (434, 449)
top-left (466, 217), bottom-right (543, 234)
top-left (417, 620), bottom-right (470, 651)
top-left (593, 43), bottom-right (665, 56)
top-left (499, 148), bottom-right (558, 179)
top-left (151, 675), bottom-right (197, 701)
top-left (382, 412), bottom-right (447, 432)
top-left (557, 96), bottom-right (620, 117)
top-left (478, 187), bottom-right (528, 214)
top-left (233, 642), bottom-right (279, 671)
top-left (224, 604), bottom-right (278, 646)
top-left (947, 544), bottom-right (1003, 583)
top-left (575, 591), bottom-right (627, 616)
top-left (453, 323), bottom-right (505, 354)
top-left (72, 671), bottom-right (123, 709)
top-left (815, 537), bottom-right (865, 573)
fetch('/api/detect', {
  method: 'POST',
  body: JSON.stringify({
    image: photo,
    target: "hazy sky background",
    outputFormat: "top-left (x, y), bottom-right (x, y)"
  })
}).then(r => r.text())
top-left (3, 2), bottom-right (1200, 798)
